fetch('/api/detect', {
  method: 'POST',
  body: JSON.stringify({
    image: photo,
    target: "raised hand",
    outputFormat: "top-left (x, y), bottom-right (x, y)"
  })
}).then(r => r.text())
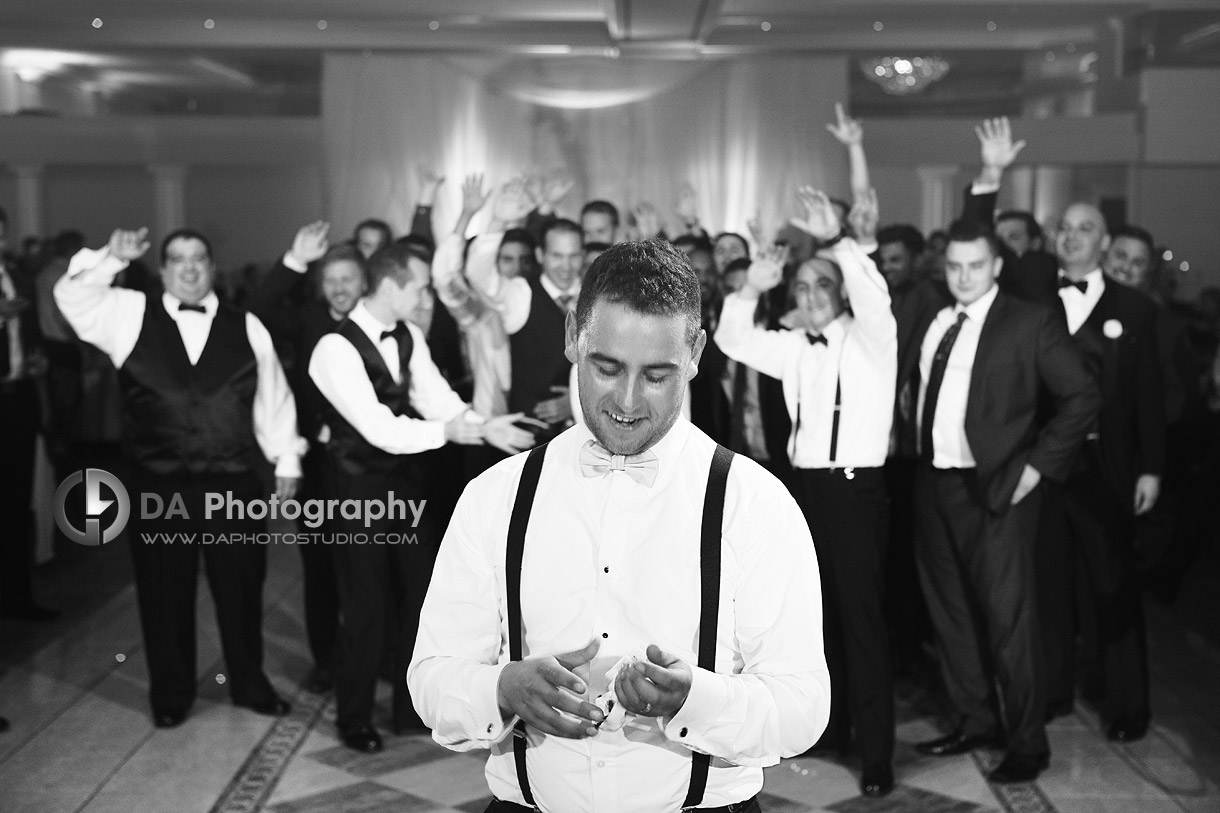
top-left (632, 202), bottom-right (662, 240)
top-left (975, 117), bottom-right (1026, 172)
top-left (790, 187), bottom-right (841, 241)
top-left (675, 183), bottom-right (699, 228)
top-left (848, 188), bottom-right (879, 245)
top-left (745, 244), bottom-right (789, 295)
top-left (542, 169), bottom-right (575, 212)
top-left (288, 220), bottom-right (330, 266)
top-left (746, 214), bottom-right (765, 248)
top-left (825, 102), bottom-right (863, 147)
top-left (106, 228), bottom-right (151, 263)
top-left (613, 644), bottom-right (693, 719)
top-left (492, 178), bottom-right (533, 226)
top-left (461, 173), bottom-right (491, 217)
top-left (497, 639), bottom-right (605, 738)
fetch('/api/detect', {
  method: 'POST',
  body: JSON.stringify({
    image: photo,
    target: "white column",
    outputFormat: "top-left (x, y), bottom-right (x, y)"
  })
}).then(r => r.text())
top-left (12, 164), bottom-right (44, 240)
top-left (915, 165), bottom-right (959, 234)
top-left (149, 164), bottom-right (188, 240)
top-left (1033, 166), bottom-right (1073, 227)
top-left (1006, 166), bottom-right (1036, 213)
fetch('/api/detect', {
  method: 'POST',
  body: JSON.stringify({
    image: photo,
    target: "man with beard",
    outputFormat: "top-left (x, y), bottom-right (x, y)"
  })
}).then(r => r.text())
top-left (409, 239), bottom-right (829, 812)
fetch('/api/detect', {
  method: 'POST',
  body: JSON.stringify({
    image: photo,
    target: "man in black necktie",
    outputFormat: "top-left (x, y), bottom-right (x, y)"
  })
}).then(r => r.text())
top-left (1036, 203), bottom-right (1165, 743)
top-left (897, 220), bottom-right (1098, 783)
top-left (309, 243), bottom-right (537, 752)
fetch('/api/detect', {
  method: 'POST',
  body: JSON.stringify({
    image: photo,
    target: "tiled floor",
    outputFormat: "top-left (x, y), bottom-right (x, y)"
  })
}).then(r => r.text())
top-left (3, 537), bottom-right (1219, 813)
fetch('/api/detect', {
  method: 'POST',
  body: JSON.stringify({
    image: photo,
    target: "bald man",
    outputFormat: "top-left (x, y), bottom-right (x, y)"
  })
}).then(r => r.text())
top-left (1038, 202), bottom-right (1164, 743)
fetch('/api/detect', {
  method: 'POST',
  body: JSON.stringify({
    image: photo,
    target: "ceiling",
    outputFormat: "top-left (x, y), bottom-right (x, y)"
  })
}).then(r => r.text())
top-left (2, 0), bottom-right (1219, 117)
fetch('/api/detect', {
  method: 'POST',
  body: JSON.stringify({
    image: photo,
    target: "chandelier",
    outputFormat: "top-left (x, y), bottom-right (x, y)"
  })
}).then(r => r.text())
top-left (860, 56), bottom-right (950, 95)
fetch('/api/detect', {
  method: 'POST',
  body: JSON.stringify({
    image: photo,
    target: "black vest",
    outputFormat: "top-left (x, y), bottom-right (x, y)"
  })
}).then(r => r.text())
top-left (509, 276), bottom-right (571, 416)
top-left (118, 298), bottom-right (258, 475)
top-left (322, 319), bottom-right (422, 477)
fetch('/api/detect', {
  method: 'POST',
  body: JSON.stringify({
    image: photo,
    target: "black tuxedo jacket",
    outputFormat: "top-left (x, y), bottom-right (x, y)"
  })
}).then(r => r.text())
top-left (897, 283), bottom-right (1100, 514)
top-left (1056, 282), bottom-right (1167, 500)
top-left (961, 186), bottom-right (1058, 302)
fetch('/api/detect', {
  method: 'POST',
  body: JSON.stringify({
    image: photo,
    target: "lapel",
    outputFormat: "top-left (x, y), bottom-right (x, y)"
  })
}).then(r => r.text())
top-left (967, 289), bottom-right (1006, 409)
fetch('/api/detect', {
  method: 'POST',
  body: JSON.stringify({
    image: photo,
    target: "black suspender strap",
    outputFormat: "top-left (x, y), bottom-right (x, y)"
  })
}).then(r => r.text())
top-left (507, 443), bottom-right (549, 809)
top-left (683, 444), bottom-right (735, 810)
top-left (828, 376), bottom-right (842, 465)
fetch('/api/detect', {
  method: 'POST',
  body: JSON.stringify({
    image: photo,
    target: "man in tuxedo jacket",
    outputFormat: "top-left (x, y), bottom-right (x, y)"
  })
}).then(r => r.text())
top-left (1038, 203), bottom-right (1166, 743)
top-left (899, 220), bottom-right (1098, 784)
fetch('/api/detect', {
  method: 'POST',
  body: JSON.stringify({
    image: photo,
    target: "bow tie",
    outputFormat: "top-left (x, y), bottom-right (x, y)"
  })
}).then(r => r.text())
top-left (578, 440), bottom-right (659, 488)
top-left (806, 332), bottom-right (827, 346)
top-left (1058, 277), bottom-right (1088, 294)
top-left (177, 302), bottom-right (206, 313)
top-left (380, 321), bottom-right (409, 342)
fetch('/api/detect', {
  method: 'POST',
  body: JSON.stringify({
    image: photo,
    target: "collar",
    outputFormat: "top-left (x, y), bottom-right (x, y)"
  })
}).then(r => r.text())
top-left (1058, 268), bottom-right (1104, 294)
top-left (348, 299), bottom-right (401, 343)
top-left (953, 281), bottom-right (1000, 323)
top-left (813, 312), bottom-right (849, 345)
top-left (162, 290), bottom-right (219, 318)
top-left (573, 416), bottom-right (692, 475)
top-left (540, 273), bottom-right (579, 304)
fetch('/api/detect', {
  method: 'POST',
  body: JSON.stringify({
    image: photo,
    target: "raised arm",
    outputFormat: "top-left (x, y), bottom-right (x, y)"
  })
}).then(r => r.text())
top-left (247, 220), bottom-right (330, 341)
top-left (713, 244), bottom-right (802, 380)
top-left (826, 102), bottom-right (870, 205)
top-left (466, 180), bottom-right (534, 334)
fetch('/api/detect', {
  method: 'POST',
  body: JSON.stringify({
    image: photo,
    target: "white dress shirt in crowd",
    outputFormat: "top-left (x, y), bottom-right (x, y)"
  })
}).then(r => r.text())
top-left (309, 300), bottom-right (472, 456)
top-left (53, 247), bottom-right (305, 478)
top-left (464, 232), bottom-right (578, 335)
top-left (916, 282), bottom-right (1000, 469)
top-left (714, 238), bottom-right (895, 469)
top-left (408, 418), bottom-right (830, 813)
top-left (1057, 268), bottom-right (1104, 336)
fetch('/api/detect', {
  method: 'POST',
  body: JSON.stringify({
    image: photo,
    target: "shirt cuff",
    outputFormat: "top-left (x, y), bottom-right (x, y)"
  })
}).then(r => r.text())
top-left (970, 180), bottom-right (1000, 196)
top-left (662, 666), bottom-right (729, 748)
top-left (67, 247), bottom-right (128, 281)
top-left (274, 453), bottom-right (303, 479)
top-left (282, 252), bottom-right (308, 273)
top-left (473, 661), bottom-right (519, 746)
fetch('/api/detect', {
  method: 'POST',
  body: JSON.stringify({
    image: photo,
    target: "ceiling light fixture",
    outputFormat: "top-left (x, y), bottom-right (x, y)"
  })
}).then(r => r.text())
top-left (860, 55), bottom-right (949, 95)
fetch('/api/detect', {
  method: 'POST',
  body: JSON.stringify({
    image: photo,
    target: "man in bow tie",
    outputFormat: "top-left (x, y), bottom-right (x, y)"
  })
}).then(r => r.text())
top-left (54, 227), bottom-right (306, 729)
top-left (409, 238), bottom-right (829, 813)
top-left (309, 242), bottom-right (537, 753)
top-left (714, 186), bottom-right (898, 797)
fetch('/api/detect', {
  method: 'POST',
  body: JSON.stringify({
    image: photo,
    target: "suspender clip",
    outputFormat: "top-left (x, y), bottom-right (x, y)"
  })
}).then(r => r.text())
top-left (844, 467), bottom-right (855, 480)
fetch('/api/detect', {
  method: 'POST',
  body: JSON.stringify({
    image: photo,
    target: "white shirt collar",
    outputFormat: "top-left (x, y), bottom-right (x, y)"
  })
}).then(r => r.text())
top-left (348, 299), bottom-right (400, 342)
top-left (540, 273), bottom-right (579, 304)
top-left (574, 415), bottom-right (692, 467)
top-left (162, 290), bottom-right (219, 318)
top-left (953, 281), bottom-right (1000, 322)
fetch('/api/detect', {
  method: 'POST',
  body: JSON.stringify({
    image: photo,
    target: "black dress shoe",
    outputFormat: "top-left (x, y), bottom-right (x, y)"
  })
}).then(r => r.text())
top-left (234, 695), bottom-right (291, 717)
top-left (153, 708), bottom-right (189, 728)
top-left (915, 730), bottom-right (1003, 757)
top-left (988, 751), bottom-right (1049, 784)
top-left (1107, 717), bottom-right (1149, 743)
top-left (304, 666), bottom-right (334, 694)
top-left (860, 764), bottom-right (894, 797)
top-left (339, 723), bottom-right (383, 753)
top-left (1, 603), bottom-right (62, 622)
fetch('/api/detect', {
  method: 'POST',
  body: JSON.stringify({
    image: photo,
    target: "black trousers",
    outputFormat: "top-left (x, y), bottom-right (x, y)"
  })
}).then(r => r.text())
top-left (298, 447), bottom-right (339, 672)
top-left (792, 467), bottom-right (894, 768)
top-left (1038, 456), bottom-right (1149, 724)
top-left (0, 380), bottom-right (40, 613)
top-left (326, 462), bottom-right (437, 730)
top-left (913, 466), bottom-right (1048, 757)
top-left (484, 796), bottom-right (761, 813)
top-left (128, 467), bottom-right (276, 714)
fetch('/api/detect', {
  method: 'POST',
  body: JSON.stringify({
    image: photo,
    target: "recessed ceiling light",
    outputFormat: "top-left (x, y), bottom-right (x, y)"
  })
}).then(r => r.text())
top-left (317, 20), bottom-right (327, 30)
top-left (986, 21), bottom-right (997, 32)
top-left (761, 21), bottom-right (772, 32)
top-left (873, 21), bottom-right (884, 32)
top-left (203, 18), bottom-right (215, 30)
top-left (429, 20), bottom-right (440, 31)
top-left (92, 18), bottom-right (103, 29)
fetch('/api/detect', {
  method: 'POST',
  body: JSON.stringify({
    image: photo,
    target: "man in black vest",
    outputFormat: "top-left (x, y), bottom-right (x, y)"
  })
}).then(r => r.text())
top-left (468, 193), bottom-right (583, 443)
top-left (309, 243), bottom-right (539, 753)
top-left (409, 239), bottom-right (829, 812)
top-left (55, 227), bottom-right (305, 728)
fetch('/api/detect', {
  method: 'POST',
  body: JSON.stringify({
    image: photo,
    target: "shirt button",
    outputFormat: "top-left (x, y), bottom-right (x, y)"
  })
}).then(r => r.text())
top-left (679, 727), bottom-right (688, 737)
top-left (486, 723), bottom-right (494, 733)
top-left (596, 760), bottom-right (606, 768)
top-left (603, 566), bottom-right (610, 574)
top-left (602, 632), bottom-right (609, 639)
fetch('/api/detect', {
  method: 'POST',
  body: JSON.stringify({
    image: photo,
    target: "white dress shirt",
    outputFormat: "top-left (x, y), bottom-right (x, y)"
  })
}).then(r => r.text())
top-left (916, 283), bottom-right (1000, 469)
top-left (309, 300), bottom-right (472, 456)
top-left (53, 247), bottom-right (305, 478)
top-left (408, 418), bottom-right (830, 813)
top-left (1058, 268), bottom-right (1104, 336)
top-left (714, 238), bottom-right (896, 469)
top-left (465, 232), bottom-right (578, 335)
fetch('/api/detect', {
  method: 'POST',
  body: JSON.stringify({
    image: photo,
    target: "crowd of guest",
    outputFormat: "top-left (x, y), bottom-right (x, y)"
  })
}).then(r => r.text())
top-left (3, 107), bottom-right (1220, 797)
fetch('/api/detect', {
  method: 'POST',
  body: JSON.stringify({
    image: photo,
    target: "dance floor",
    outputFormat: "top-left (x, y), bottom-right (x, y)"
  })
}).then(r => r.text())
top-left (3, 534), bottom-right (1219, 813)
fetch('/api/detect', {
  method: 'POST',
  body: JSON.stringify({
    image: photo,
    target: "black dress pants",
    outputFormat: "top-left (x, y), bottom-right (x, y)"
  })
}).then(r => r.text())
top-left (1038, 455), bottom-right (1149, 725)
top-left (0, 380), bottom-right (40, 613)
top-left (913, 466), bottom-right (1048, 757)
top-left (326, 462), bottom-right (437, 730)
top-left (792, 467), bottom-right (894, 769)
top-left (298, 447), bottom-right (339, 672)
top-left (128, 467), bottom-right (276, 715)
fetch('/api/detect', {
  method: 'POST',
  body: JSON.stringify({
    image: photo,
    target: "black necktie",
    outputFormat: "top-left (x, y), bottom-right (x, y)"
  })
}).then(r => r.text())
top-left (806, 332), bottom-right (827, 346)
top-left (178, 302), bottom-right (206, 313)
top-left (920, 312), bottom-right (967, 464)
top-left (1058, 277), bottom-right (1087, 294)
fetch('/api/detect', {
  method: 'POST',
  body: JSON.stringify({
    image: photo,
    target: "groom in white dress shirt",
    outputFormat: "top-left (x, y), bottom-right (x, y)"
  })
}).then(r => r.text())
top-left (409, 238), bottom-right (830, 813)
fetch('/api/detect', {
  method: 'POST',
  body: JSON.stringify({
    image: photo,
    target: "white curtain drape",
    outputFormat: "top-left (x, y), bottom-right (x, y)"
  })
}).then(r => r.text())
top-left (323, 53), bottom-right (849, 243)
